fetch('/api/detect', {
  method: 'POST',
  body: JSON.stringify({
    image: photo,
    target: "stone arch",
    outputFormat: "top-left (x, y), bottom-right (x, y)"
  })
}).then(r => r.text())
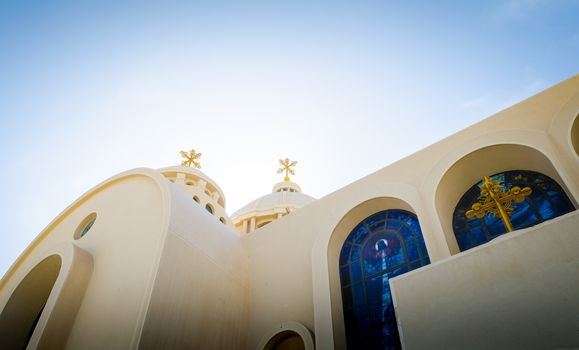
top-left (257, 321), bottom-right (314, 350)
top-left (0, 254), bottom-right (62, 349)
top-left (327, 197), bottom-right (418, 348)
top-left (435, 143), bottom-right (576, 255)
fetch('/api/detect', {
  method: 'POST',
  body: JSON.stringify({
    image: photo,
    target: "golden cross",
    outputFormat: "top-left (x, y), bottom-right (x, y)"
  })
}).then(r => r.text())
top-left (180, 149), bottom-right (202, 169)
top-left (466, 175), bottom-right (532, 232)
top-left (277, 158), bottom-right (297, 182)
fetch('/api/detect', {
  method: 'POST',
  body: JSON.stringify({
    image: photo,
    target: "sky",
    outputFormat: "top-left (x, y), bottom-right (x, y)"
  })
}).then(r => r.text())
top-left (0, 0), bottom-right (578, 276)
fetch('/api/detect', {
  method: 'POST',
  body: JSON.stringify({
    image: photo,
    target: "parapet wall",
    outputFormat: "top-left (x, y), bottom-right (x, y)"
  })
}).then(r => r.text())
top-left (390, 210), bottom-right (579, 350)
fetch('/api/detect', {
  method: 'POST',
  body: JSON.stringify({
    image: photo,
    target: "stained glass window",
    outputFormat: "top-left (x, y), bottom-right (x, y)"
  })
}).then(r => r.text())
top-left (453, 170), bottom-right (575, 251)
top-left (339, 210), bottom-right (430, 350)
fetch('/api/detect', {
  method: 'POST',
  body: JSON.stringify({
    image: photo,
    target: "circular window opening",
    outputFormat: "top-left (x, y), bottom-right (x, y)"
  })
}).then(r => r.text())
top-left (571, 113), bottom-right (579, 156)
top-left (74, 213), bottom-right (97, 240)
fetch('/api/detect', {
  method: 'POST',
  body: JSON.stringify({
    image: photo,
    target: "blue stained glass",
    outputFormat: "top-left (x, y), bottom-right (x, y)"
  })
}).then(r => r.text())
top-left (418, 237), bottom-right (428, 256)
top-left (484, 215), bottom-right (506, 238)
top-left (385, 219), bottom-right (402, 231)
top-left (364, 253), bottom-right (384, 275)
top-left (339, 209), bottom-right (430, 349)
top-left (399, 225), bottom-right (414, 240)
top-left (350, 225), bottom-right (370, 244)
top-left (352, 282), bottom-right (366, 309)
top-left (342, 286), bottom-right (353, 310)
top-left (388, 210), bottom-right (407, 221)
top-left (374, 233), bottom-right (406, 268)
top-left (353, 307), bottom-right (369, 330)
top-left (366, 275), bottom-right (390, 326)
top-left (388, 265), bottom-right (408, 278)
top-left (340, 265), bottom-right (351, 286)
top-left (351, 260), bottom-right (363, 283)
top-left (340, 242), bottom-right (352, 266)
top-left (364, 233), bottom-right (403, 275)
top-left (406, 240), bottom-right (419, 261)
top-left (351, 245), bottom-right (361, 262)
top-left (468, 221), bottom-right (485, 245)
top-left (409, 260), bottom-right (422, 270)
top-left (407, 217), bottom-right (422, 235)
top-left (510, 201), bottom-right (538, 228)
top-left (537, 197), bottom-right (555, 220)
top-left (549, 192), bottom-right (573, 216)
top-left (453, 170), bottom-right (575, 251)
top-left (368, 219), bottom-right (384, 231)
top-left (369, 211), bottom-right (386, 223)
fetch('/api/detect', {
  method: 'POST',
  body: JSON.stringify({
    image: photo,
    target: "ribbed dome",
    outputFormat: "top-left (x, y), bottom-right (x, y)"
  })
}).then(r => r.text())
top-left (231, 189), bottom-right (314, 218)
top-left (231, 180), bottom-right (315, 235)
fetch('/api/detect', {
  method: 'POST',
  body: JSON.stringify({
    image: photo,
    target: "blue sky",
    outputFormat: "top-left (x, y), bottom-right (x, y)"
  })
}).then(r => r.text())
top-left (0, 0), bottom-right (578, 276)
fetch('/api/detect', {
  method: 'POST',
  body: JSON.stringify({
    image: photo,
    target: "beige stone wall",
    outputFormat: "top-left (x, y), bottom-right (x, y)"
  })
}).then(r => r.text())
top-left (390, 211), bottom-right (579, 350)
top-left (139, 185), bottom-right (248, 349)
top-left (0, 169), bottom-right (171, 350)
top-left (242, 75), bottom-right (579, 349)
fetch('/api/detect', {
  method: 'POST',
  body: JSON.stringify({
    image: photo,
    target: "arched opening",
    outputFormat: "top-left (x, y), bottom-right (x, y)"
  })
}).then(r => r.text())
top-left (193, 196), bottom-right (200, 203)
top-left (435, 144), bottom-right (576, 254)
top-left (453, 170), bottom-right (575, 251)
top-left (572, 114), bottom-right (579, 156)
top-left (327, 197), bottom-right (419, 348)
top-left (339, 210), bottom-right (429, 349)
top-left (264, 330), bottom-right (305, 350)
top-left (0, 255), bottom-right (61, 349)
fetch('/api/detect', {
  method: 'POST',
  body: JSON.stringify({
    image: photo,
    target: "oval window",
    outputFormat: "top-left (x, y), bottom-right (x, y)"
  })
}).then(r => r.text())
top-left (74, 213), bottom-right (97, 240)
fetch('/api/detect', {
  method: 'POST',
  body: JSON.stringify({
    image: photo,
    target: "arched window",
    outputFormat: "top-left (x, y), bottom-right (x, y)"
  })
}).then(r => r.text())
top-left (453, 170), bottom-right (575, 251)
top-left (339, 210), bottom-right (430, 349)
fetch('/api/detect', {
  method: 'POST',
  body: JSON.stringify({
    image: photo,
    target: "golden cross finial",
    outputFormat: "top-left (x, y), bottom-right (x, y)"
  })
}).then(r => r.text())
top-left (180, 149), bottom-right (202, 168)
top-left (277, 158), bottom-right (297, 182)
top-left (466, 175), bottom-right (532, 232)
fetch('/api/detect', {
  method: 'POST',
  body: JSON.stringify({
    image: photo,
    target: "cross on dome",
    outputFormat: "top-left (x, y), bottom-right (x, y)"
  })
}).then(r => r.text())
top-left (180, 149), bottom-right (202, 168)
top-left (277, 158), bottom-right (297, 181)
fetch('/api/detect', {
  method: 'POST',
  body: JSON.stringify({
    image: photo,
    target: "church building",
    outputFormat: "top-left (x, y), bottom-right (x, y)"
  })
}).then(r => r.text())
top-left (1, 75), bottom-right (578, 350)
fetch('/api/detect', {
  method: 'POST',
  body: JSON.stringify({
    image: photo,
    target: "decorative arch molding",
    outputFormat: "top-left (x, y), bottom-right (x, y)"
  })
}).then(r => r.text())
top-left (257, 321), bottom-right (314, 350)
top-left (547, 83), bottom-right (579, 159)
top-left (434, 142), bottom-right (577, 255)
top-left (312, 191), bottom-right (431, 350)
top-left (571, 113), bottom-right (579, 157)
top-left (0, 244), bottom-right (93, 349)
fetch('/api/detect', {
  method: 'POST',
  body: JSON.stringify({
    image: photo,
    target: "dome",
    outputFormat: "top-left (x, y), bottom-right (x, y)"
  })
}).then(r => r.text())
top-left (158, 165), bottom-right (230, 225)
top-left (231, 180), bottom-right (315, 235)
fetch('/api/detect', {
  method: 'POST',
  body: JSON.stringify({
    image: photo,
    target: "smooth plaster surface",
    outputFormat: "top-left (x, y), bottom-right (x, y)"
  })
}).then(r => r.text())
top-left (390, 211), bottom-right (579, 350)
